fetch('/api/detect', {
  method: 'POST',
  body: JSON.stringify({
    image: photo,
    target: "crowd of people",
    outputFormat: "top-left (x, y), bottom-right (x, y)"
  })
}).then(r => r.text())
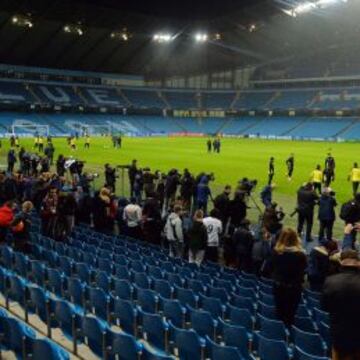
top-left (1, 140), bottom-right (360, 359)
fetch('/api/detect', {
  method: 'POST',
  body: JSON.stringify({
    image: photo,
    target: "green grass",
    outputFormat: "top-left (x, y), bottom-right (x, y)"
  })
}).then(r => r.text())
top-left (1, 136), bottom-right (356, 238)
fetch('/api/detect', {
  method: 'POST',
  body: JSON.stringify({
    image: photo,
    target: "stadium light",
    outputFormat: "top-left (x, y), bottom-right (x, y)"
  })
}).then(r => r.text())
top-left (194, 33), bottom-right (208, 42)
top-left (153, 33), bottom-right (173, 43)
top-left (285, 0), bottom-right (348, 16)
top-left (63, 24), bottom-right (84, 36)
top-left (11, 14), bottom-right (33, 28)
top-left (110, 28), bottom-right (131, 41)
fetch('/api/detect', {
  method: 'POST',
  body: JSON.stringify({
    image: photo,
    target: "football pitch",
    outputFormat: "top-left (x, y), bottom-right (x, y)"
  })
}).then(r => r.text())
top-left (1, 136), bottom-right (358, 238)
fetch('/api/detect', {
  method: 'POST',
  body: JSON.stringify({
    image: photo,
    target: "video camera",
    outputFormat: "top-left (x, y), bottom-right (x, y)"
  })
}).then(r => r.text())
top-left (238, 178), bottom-right (258, 195)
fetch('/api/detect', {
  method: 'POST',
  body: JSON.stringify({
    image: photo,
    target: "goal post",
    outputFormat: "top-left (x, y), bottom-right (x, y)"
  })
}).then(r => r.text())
top-left (81, 124), bottom-right (112, 136)
top-left (11, 124), bottom-right (49, 137)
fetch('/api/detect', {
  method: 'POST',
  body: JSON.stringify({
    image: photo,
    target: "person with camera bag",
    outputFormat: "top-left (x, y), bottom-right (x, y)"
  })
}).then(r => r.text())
top-left (318, 187), bottom-right (337, 244)
top-left (105, 164), bottom-right (117, 193)
top-left (339, 193), bottom-right (360, 249)
top-left (296, 182), bottom-right (319, 242)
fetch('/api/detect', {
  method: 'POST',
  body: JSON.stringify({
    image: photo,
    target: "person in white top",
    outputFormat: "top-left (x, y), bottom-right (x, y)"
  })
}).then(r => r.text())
top-left (164, 204), bottom-right (184, 258)
top-left (203, 208), bottom-right (223, 263)
top-left (123, 197), bottom-right (142, 239)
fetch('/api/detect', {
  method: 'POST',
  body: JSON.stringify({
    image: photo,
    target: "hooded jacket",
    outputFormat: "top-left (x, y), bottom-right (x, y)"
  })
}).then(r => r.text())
top-left (164, 212), bottom-right (183, 242)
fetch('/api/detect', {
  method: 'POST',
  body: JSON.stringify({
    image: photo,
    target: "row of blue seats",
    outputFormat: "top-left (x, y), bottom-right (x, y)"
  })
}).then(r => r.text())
top-left (1, 266), bottom-right (174, 359)
top-left (0, 306), bottom-right (69, 360)
top-left (1, 253), bottom-right (330, 360)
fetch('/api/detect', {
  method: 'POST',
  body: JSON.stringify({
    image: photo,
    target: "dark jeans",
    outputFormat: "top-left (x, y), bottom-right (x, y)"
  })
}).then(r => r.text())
top-left (353, 182), bottom-right (359, 196)
top-left (268, 173), bottom-right (274, 185)
top-left (319, 219), bottom-right (334, 243)
top-left (205, 246), bottom-right (219, 263)
top-left (273, 283), bottom-right (302, 327)
top-left (297, 211), bottom-right (314, 242)
top-left (314, 182), bottom-right (321, 194)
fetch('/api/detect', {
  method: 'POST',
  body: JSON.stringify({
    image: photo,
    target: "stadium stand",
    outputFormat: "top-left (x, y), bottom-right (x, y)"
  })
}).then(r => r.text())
top-left (0, 213), bottom-right (331, 360)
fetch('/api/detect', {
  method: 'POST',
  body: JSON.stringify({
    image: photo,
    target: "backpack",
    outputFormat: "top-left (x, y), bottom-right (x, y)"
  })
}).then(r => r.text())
top-left (340, 201), bottom-right (357, 222)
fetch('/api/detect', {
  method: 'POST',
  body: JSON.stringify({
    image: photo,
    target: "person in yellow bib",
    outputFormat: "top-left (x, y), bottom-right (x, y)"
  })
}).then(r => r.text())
top-left (348, 162), bottom-right (360, 196)
top-left (38, 136), bottom-right (44, 152)
top-left (84, 135), bottom-right (90, 149)
top-left (310, 164), bottom-right (323, 194)
top-left (34, 136), bottom-right (39, 149)
top-left (70, 137), bottom-right (76, 151)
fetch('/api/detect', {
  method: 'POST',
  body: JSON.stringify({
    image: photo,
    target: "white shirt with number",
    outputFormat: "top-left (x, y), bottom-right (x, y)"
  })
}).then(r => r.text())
top-left (203, 217), bottom-right (222, 247)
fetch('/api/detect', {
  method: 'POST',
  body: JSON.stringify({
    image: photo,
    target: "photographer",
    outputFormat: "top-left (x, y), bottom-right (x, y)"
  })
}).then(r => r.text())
top-left (164, 169), bottom-right (180, 210)
top-left (143, 168), bottom-right (157, 198)
top-left (213, 185), bottom-right (232, 227)
top-left (180, 169), bottom-right (195, 211)
top-left (260, 184), bottom-right (274, 209)
top-left (104, 164), bottom-right (117, 193)
top-left (232, 219), bottom-right (255, 272)
top-left (229, 191), bottom-right (248, 234)
top-left (296, 182), bottom-right (319, 242)
top-left (318, 187), bottom-right (337, 244)
top-left (263, 202), bottom-right (285, 236)
top-left (56, 155), bottom-right (66, 177)
top-left (128, 159), bottom-right (137, 197)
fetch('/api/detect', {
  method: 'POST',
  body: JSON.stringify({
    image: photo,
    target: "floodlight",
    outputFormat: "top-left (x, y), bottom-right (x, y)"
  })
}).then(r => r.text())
top-left (12, 16), bottom-right (18, 24)
top-left (153, 33), bottom-right (173, 43)
top-left (194, 33), bottom-right (208, 42)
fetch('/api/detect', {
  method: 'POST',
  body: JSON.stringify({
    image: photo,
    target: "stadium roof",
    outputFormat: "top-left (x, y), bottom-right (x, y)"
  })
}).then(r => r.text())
top-left (0, 0), bottom-right (357, 78)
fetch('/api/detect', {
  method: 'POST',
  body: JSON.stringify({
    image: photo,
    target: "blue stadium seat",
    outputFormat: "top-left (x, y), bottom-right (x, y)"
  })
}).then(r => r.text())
top-left (200, 294), bottom-right (226, 319)
top-left (87, 287), bottom-right (113, 322)
top-left (14, 251), bottom-right (29, 277)
top-left (169, 321), bottom-right (206, 360)
top-left (294, 346), bottom-right (330, 360)
top-left (76, 315), bottom-right (107, 357)
top-left (166, 273), bottom-right (185, 287)
top-left (113, 278), bottom-right (134, 300)
top-left (231, 294), bottom-right (256, 314)
top-left (98, 257), bottom-right (113, 274)
top-left (175, 286), bottom-right (199, 309)
top-left (187, 278), bottom-right (207, 295)
top-left (106, 330), bottom-right (143, 360)
top-left (153, 279), bottom-right (174, 299)
top-left (2, 315), bottom-right (36, 357)
top-left (218, 318), bottom-right (254, 360)
top-left (148, 266), bottom-right (164, 280)
top-left (258, 314), bottom-right (289, 342)
top-left (258, 302), bottom-right (277, 320)
top-left (189, 307), bottom-right (218, 339)
top-left (113, 298), bottom-right (138, 335)
top-left (133, 271), bottom-right (152, 289)
top-left (139, 308), bottom-right (169, 351)
top-left (64, 277), bottom-right (85, 308)
top-left (6, 274), bottom-right (27, 308)
top-left (30, 338), bottom-right (70, 360)
top-left (228, 305), bottom-right (254, 335)
top-left (294, 316), bottom-right (317, 333)
top-left (137, 288), bottom-right (159, 313)
top-left (161, 297), bottom-right (186, 328)
top-left (292, 326), bottom-right (328, 357)
top-left (0, 246), bottom-right (13, 269)
top-left (46, 268), bottom-right (64, 296)
top-left (142, 346), bottom-right (176, 359)
top-left (94, 270), bottom-right (112, 292)
top-left (257, 334), bottom-right (291, 360)
top-left (59, 256), bottom-right (73, 277)
top-left (28, 260), bottom-right (46, 286)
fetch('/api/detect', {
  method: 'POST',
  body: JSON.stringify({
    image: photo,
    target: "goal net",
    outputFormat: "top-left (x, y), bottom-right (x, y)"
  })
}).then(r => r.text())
top-left (81, 124), bottom-right (112, 136)
top-left (11, 124), bottom-right (49, 137)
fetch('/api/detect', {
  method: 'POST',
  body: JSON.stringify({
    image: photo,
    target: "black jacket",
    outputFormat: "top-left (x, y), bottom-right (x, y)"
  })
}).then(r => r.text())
top-left (322, 267), bottom-right (360, 354)
top-left (272, 250), bottom-right (307, 286)
top-left (318, 195), bottom-right (337, 221)
top-left (297, 187), bottom-right (318, 215)
top-left (187, 221), bottom-right (208, 251)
